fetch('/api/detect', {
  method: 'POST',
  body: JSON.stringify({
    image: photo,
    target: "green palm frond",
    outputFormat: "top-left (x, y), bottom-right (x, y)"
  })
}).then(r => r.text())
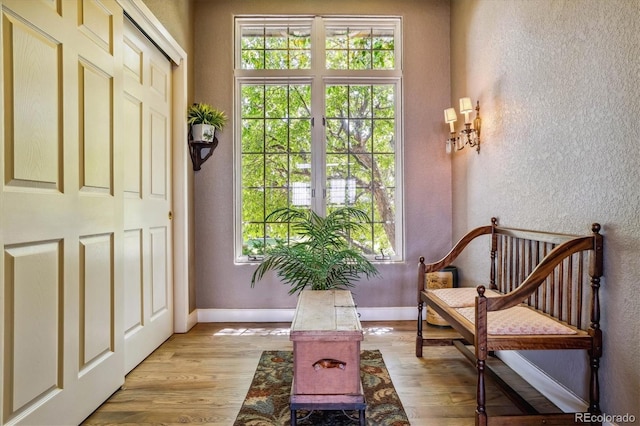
top-left (250, 207), bottom-right (380, 295)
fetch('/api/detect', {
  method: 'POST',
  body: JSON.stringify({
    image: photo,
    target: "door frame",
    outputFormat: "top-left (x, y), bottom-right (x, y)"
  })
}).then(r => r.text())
top-left (117, 0), bottom-right (194, 333)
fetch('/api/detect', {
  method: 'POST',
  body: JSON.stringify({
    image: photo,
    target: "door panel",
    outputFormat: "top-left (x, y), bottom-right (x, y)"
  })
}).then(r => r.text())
top-left (3, 11), bottom-right (61, 189)
top-left (4, 241), bottom-right (61, 417)
top-left (79, 233), bottom-right (114, 369)
top-left (150, 110), bottom-right (168, 197)
top-left (123, 95), bottom-right (142, 194)
top-left (124, 229), bottom-right (143, 335)
top-left (80, 60), bottom-right (113, 192)
top-left (150, 226), bottom-right (168, 315)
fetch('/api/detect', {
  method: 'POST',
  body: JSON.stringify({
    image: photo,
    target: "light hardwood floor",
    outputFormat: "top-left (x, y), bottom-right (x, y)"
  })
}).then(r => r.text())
top-left (83, 321), bottom-right (559, 425)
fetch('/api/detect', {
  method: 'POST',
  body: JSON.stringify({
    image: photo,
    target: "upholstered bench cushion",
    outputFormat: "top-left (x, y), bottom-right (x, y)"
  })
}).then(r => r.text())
top-left (455, 306), bottom-right (577, 335)
top-left (427, 287), bottom-right (502, 308)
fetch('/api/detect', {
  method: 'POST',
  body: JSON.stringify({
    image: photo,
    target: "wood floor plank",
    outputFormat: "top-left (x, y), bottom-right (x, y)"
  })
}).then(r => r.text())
top-left (82, 321), bottom-right (560, 425)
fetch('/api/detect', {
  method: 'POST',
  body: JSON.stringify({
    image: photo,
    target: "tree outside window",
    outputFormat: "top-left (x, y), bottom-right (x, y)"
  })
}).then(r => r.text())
top-left (236, 17), bottom-right (402, 261)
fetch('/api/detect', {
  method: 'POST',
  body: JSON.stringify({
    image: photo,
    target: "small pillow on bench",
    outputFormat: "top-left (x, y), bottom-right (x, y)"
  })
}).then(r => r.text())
top-left (427, 287), bottom-right (502, 308)
top-left (455, 306), bottom-right (577, 335)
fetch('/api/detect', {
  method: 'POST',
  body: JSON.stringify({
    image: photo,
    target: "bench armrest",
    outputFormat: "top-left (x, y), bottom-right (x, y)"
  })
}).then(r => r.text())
top-left (484, 235), bottom-right (597, 312)
top-left (418, 225), bottom-right (493, 302)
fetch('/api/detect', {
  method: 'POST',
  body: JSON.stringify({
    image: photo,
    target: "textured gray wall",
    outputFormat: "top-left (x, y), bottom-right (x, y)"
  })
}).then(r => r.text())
top-left (450, 0), bottom-right (639, 417)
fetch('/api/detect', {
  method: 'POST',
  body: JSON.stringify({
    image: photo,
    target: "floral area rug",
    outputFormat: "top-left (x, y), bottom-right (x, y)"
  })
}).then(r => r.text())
top-left (233, 349), bottom-right (410, 425)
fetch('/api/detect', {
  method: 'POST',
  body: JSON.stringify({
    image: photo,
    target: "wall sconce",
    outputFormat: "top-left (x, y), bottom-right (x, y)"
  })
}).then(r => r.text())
top-left (444, 97), bottom-right (481, 154)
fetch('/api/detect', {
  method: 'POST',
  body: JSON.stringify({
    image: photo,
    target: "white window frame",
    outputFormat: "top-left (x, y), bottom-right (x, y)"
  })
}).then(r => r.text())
top-left (234, 15), bottom-right (404, 263)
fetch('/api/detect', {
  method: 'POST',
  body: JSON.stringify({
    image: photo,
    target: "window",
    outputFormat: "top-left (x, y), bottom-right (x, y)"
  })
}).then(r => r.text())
top-left (235, 16), bottom-right (402, 262)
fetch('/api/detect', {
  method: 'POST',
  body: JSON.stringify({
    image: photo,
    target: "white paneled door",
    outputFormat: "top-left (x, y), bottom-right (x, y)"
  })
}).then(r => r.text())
top-left (0, 1), bottom-right (174, 424)
top-left (122, 17), bottom-right (173, 374)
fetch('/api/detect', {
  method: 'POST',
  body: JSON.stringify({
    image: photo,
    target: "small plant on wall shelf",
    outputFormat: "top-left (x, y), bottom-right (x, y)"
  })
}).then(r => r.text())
top-left (187, 102), bottom-right (228, 142)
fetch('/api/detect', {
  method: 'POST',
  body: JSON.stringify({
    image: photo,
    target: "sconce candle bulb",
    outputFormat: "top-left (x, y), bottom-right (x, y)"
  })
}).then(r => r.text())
top-left (459, 97), bottom-right (473, 123)
top-left (444, 107), bottom-right (457, 133)
top-left (444, 98), bottom-right (481, 154)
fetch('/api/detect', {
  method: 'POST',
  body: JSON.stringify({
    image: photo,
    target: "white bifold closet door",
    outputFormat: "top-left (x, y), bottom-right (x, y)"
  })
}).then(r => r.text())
top-left (0, 1), bottom-right (173, 424)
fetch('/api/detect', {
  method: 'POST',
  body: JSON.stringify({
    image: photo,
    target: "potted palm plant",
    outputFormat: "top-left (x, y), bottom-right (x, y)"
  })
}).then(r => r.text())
top-left (187, 102), bottom-right (227, 142)
top-left (250, 206), bottom-right (379, 295)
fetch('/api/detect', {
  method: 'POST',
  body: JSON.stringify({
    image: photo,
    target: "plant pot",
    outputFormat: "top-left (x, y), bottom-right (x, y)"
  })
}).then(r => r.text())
top-left (191, 123), bottom-right (215, 142)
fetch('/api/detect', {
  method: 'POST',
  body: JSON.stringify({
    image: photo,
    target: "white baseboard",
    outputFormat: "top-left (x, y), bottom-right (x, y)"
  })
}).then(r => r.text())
top-left (497, 352), bottom-right (620, 425)
top-left (173, 310), bottom-right (198, 333)
top-left (359, 306), bottom-right (417, 321)
top-left (196, 306), bottom-right (417, 323)
top-left (187, 309), bottom-right (198, 330)
top-left (496, 350), bottom-right (588, 413)
top-left (198, 308), bottom-right (295, 323)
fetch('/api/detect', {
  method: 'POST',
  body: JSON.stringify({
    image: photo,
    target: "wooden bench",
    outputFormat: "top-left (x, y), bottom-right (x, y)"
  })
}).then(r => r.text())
top-left (416, 218), bottom-right (604, 426)
top-left (289, 290), bottom-right (365, 426)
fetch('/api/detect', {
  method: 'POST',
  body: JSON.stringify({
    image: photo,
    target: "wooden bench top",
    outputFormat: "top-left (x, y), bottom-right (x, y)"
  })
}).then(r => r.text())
top-left (290, 290), bottom-right (363, 339)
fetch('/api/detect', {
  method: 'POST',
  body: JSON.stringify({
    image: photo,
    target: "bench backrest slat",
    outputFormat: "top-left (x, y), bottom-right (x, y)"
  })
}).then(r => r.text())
top-left (491, 223), bottom-right (599, 330)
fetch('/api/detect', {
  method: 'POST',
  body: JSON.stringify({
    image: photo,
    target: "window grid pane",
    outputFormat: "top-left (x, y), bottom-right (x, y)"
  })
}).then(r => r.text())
top-left (241, 26), bottom-right (311, 70)
top-left (241, 83), bottom-right (312, 257)
top-left (325, 84), bottom-right (396, 257)
top-left (325, 26), bottom-right (395, 70)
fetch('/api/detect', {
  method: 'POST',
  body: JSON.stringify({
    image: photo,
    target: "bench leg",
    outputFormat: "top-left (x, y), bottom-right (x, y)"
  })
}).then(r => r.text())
top-left (416, 302), bottom-right (424, 357)
top-left (589, 353), bottom-right (601, 415)
top-left (476, 358), bottom-right (487, 426)
top-left (475, 411), bottom-right (487, 426)
top-left (290, 409), bottom-right (297, 426)
top-left (587, 327), bottom-right (602, 416)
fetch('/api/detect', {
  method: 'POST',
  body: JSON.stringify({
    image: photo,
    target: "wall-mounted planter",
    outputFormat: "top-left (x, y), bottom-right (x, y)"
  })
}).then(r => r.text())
top-left (187, 102), bottom-right (227, 171)
top-left (188, 123), bottom-right (220, 170)
top-left (191, 123), bottom-right (215, 142)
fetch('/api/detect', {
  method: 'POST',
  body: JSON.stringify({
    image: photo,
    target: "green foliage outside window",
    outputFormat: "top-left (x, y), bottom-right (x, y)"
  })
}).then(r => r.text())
top-left (241, 26), bottom-right (312, 70)
top-left (325, 26), bottom-right (395, 70)
top-left (237, 17), bottom-right (401, 261)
